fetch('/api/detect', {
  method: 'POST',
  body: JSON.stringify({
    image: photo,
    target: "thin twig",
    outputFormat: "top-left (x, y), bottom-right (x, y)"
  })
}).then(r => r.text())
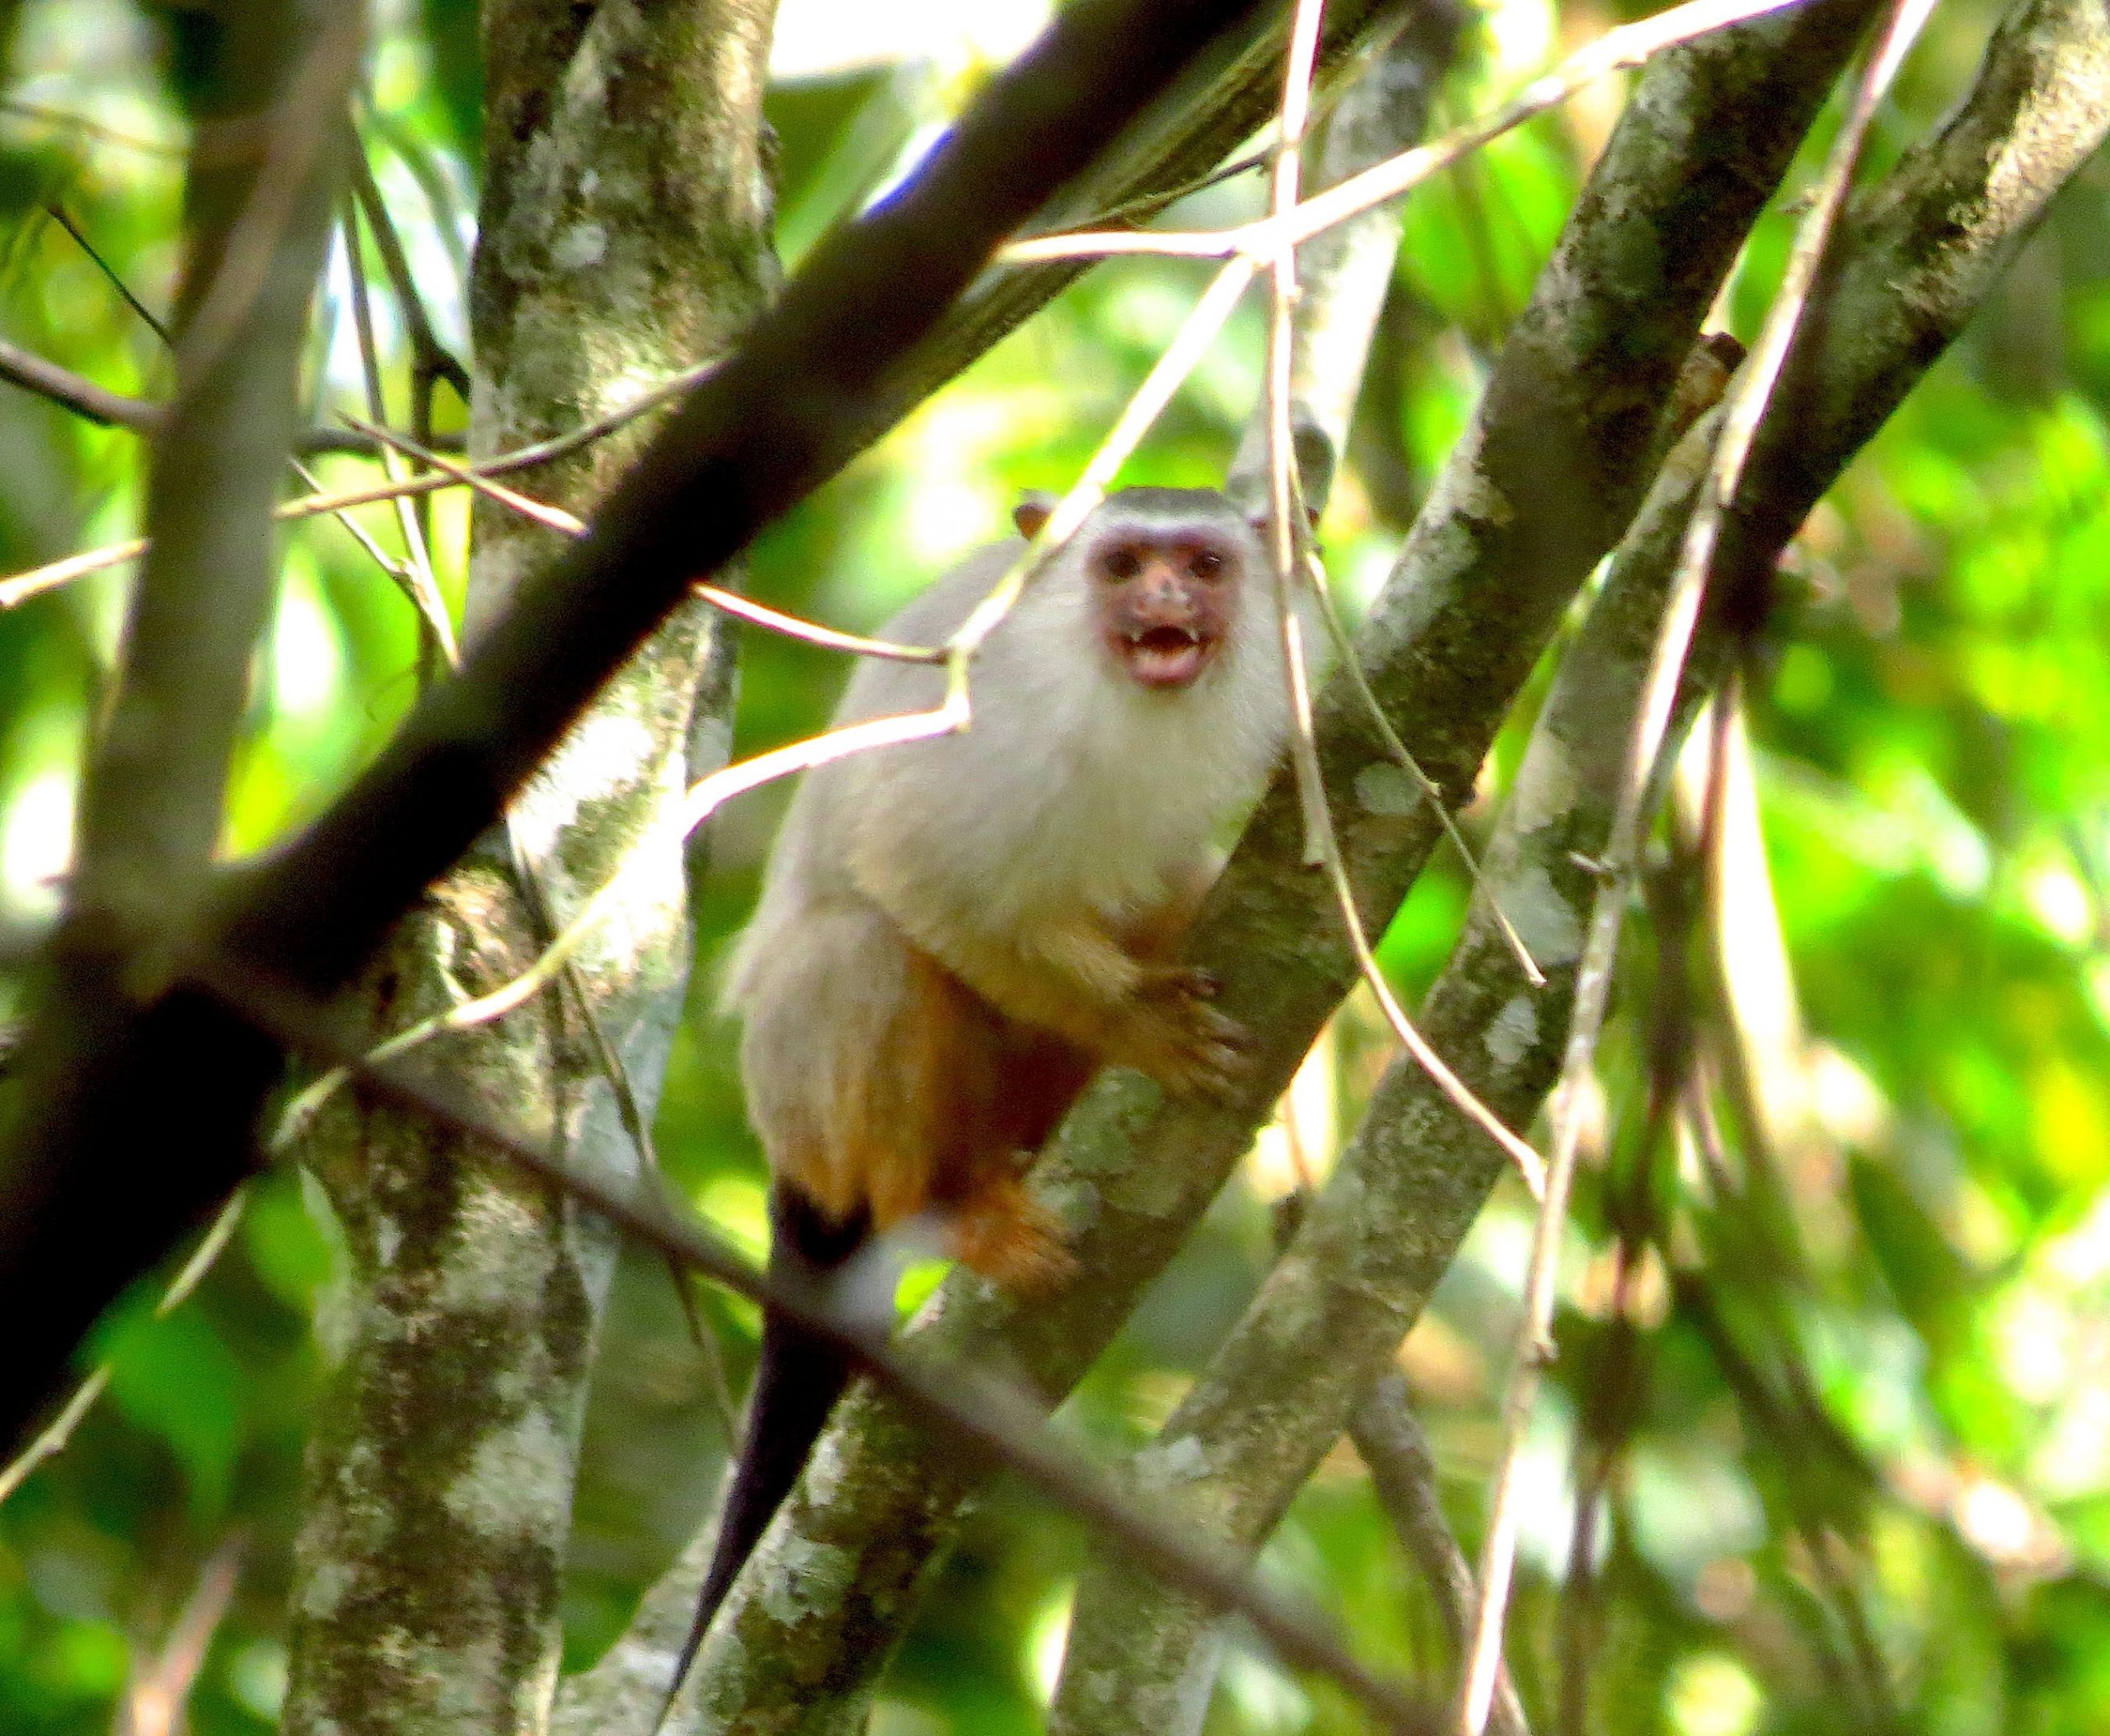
top-left (1453, 2), bottom-right (1940, 1726)
top-left (194, 954), bottom-right (1437, 1736)
top-left (0, 1187), bottom-right (249, 1507)
top-left (340, 415), bottom-right (946, 664)
top-left (340, 190), bottom-right (457, 665)
top-left (1001, 0), bottom-right (1808, 266)
top-left (943, 255), bottom-right (1259, 672)
top-left (1352, 1373), bottom-right (1531, 1736)
top-left (1258, 1), bottom-right (1546, 1197)
top-left (0, 337), bottom-right (158, 430)
top-left (120, 1531), bottom-right (246, 1736)
top-left (271, 699), bottom-right (969, 1147)
top-left (1298, 547), bottom-right (1545, 987)
top-left (0, 354), bottom-right (724, 606)
top-left (345, 122), bottom-right (469, 679)
top-left (346, 140), bottom-right (471, 401)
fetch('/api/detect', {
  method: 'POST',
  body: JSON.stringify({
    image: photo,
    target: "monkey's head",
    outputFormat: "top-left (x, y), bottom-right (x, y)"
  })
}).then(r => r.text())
top-left (1014, 487), bottom-right (1272, 693)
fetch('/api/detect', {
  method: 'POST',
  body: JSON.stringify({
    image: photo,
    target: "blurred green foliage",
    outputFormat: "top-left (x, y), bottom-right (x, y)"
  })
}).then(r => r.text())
top-left (0, 1), bottom-right (2107, 1732)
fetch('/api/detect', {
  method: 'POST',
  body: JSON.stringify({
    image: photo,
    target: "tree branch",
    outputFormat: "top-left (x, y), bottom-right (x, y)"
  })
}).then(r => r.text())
top-left (674, 5), bottom-right (1884, 1726)
top-left (0, 332), bottom-right (441, 455)
top-left (0, 0), bottom-right (1295, 1452)
top-left (1049, 387), bottom-right (1747, 1736)
top-left (0, 0), bottom-right (360, 1445)
top-left (276, 0), bottom-right (773, 1727)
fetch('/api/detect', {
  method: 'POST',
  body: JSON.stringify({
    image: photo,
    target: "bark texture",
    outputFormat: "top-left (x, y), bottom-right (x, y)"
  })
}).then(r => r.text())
top-left (278, 5), bottom-right (775, 1732)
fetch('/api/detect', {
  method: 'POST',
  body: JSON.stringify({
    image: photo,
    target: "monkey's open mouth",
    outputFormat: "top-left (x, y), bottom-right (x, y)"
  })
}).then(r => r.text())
top-left (1123, 625), bottom-right (1212, 689)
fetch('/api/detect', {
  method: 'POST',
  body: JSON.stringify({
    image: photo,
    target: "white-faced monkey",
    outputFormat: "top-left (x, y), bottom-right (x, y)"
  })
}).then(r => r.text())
top-left (661, 486), bottom-right (1296, 1720)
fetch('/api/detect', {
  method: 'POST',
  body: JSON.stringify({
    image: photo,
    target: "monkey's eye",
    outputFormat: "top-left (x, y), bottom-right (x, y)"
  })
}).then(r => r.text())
top-left (1189, 549), bottom-right (1224, 580)
top-left (1102, 547), bottom-right (1142, 580)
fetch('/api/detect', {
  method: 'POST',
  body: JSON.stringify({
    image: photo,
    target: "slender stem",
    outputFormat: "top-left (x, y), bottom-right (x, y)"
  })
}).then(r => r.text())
top-left (1453, 2), bottom-right (1941, 1725)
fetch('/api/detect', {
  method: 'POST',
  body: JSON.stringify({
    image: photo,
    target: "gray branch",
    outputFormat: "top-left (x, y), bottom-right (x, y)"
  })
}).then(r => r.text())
top-left (1352, 1373), bottom-right (1530, 1736)
top-left (672, 4), bottom-right (1886, 1727)
top-left (1050, 385), bottom-right (1740, 1736)
top-left (277, 2), bottom-right (773, 1731)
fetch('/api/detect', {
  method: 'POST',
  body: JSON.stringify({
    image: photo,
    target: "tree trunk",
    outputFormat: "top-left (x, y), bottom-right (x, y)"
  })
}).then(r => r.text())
top-left (279, 5), bottom-right (776, 1730)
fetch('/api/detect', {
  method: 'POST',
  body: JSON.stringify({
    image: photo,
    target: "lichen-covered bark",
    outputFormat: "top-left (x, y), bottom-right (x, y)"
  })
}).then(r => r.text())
top-left (1048, 0), bottom-right (2110, 1724)
top-left (279, 5), bottom-right (776, 1732)
top-left (677, 7), bottom-right (1881, 1729)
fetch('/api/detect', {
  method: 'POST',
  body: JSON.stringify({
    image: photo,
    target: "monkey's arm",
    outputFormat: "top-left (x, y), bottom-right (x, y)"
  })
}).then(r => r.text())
top-left (850, 843), bottom-right (1242, 1096)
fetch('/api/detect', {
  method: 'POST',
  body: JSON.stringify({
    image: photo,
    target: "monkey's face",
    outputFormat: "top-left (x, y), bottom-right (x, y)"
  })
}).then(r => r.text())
top-left (1087, 533), bottom-right (1244, 692)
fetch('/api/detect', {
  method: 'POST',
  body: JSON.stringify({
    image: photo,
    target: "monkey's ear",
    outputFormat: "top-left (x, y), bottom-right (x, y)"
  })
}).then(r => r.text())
top-left (1013, 491), bottom-right (1057, 541)
top-left (1246, 501), bottom-right (1324, 539)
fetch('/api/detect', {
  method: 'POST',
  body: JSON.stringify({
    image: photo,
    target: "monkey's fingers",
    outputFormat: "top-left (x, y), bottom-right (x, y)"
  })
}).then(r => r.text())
top-left (1123, 975), bottom-right (1251, 1100)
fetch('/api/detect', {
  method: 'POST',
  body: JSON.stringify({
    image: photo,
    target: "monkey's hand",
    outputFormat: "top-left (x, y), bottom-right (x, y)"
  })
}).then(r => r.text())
top-left (1113, 964), bottom-right (1250, 1100)
top-left (954, 1168), bottom-right (1076, 1290)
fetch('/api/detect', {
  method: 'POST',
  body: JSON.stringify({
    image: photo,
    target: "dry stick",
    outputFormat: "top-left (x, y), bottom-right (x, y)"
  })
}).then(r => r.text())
top-left (340, 190), bottom-right (457, 664)
top-left (340, 416), bottom-right (945, 664)
top-left (0, 1186), bottom-right (249, 1507)
top-left (1002, 0), bottom-right (1808, 267)
top-left (1297, 551), bottom-right (1546, 988)
top-left (1451, 1), bottom-right (1940, 1726)
top-left (0, 353), bottom-right (724, 608)
top-left (944, 254), bottom-right (1257, 672)
top-left (346, 125), bottom-right (470, 675)
top-left (121, 1530), bottom-right (247, 1736)
top-left (1258, 38), bottom-right (1548, 1199)
top-left (188, 957), bottom-right (1436, 1736)
top-left (1264, 0), bottom-right (1333, 863)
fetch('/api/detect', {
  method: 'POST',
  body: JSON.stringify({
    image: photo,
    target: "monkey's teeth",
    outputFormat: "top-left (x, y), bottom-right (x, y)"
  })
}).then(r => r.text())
top-left (1128, 634), bottom-right (1206, 687)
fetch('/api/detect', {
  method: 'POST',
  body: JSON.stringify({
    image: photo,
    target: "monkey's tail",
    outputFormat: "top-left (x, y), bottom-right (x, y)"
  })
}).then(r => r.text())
top-left (651, 1185), bottom-right (873, 1734)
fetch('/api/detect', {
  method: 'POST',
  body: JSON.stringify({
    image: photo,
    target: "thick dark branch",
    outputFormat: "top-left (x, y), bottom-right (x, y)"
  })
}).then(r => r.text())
top-left (0, 0), bottom-right (1325, 1456)
top-left (0, 2), bottom-right (359, 1439)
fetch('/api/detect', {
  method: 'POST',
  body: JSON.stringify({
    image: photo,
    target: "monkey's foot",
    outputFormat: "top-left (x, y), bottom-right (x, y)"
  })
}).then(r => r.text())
top-left (953, 1175), bottom-right (1076, 1291)
top-left (1123, 965), bottom-right (1251, 1099)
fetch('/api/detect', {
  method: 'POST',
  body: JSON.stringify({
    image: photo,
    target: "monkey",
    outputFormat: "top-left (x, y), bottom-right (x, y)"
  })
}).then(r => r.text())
top-left (658, 486), bottom-right (1296, 1724)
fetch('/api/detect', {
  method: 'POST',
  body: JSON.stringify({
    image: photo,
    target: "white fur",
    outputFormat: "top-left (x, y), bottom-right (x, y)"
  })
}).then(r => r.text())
top-left (729, 502), bottom-right (1297, 1007)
